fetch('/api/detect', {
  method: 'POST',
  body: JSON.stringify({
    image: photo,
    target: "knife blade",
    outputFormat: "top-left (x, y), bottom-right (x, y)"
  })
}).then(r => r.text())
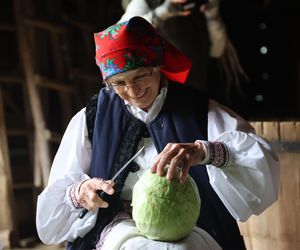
top-left (79, 145), bottom-right (145, 219)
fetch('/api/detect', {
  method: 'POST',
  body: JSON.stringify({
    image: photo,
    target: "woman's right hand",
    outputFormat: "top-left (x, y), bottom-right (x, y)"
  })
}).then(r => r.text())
top-left (77, 178), bottom-right (115, 211)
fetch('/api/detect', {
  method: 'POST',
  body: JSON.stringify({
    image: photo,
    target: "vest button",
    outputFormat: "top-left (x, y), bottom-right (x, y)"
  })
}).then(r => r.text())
top-left (159, 123), bottom-right (164, 129)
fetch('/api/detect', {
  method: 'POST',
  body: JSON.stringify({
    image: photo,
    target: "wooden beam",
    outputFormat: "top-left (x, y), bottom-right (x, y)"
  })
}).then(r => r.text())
top-left (62, 14), bottom-right (95, 31)
top-left (15, 0), bottom-right (51, 186)
top-left (24, 17), bottom-right (67, 33)
top-left (7, 128), bottom-right (31, 136)
top-left (0, 230), bottom-right (15, 249)
top-left (44, 129), bottom-right (62, 143)
top-left (0, 24), bottom-right (16, 32)
top-left (13, 182), bottom-right (35, 190)
top-left (0, 88), bottom-right (17, 247)
top-left (269, 141), bottom-right (300, 152)
top-left (0, 75), bottom-right (23, 84)
top-left (72, 69), bottom-right (100, 83)
top-left (0, 89), bottom-right (13, 181)
top-left (34, 74), bottom-right (75, 93)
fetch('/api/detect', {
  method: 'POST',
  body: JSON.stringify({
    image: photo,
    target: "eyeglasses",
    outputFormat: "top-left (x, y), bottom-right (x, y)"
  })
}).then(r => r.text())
top-left (105, 68), bottom-right (154, 93)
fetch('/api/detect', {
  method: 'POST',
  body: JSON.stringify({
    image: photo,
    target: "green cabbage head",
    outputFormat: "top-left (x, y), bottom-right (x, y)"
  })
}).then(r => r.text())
top-left (132, 168), bottom-right (201, 241)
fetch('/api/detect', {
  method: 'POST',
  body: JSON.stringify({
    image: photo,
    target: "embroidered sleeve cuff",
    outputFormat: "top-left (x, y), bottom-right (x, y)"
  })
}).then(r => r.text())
top-left (69, 183), bottom-right (83, 208)
top-left (195, 140), bottom-right (229, 168)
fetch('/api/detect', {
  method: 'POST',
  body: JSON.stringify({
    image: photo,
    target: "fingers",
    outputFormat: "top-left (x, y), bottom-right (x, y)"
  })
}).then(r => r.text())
top-left (152, 143), bottom-right (190, 182)
top-left (151, 142), bottom-right (206, 182)
top-left (95, 179), bottom-right (115, 196)
top-left (151, 143), bottom-right (173, 174)
top-left (78, 178), bottom-right (115, 211)
top-left (179, 163), bottom-right (190, 183)
top-left (166, 147), bottom-right (187, 180)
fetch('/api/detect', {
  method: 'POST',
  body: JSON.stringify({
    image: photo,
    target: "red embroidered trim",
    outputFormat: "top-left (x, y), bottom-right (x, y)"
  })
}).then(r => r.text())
top-left (70, 183), bottom-right (82, 208)
top-left (206, 141), bottom-right (229, 168)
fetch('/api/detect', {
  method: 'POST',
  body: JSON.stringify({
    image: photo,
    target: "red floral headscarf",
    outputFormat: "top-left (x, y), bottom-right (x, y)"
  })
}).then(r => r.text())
top-left (94, 16), bottom-right (192, 84)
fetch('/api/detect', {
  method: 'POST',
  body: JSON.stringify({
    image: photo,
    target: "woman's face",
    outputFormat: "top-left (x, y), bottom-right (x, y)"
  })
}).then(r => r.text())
top-left (106, 67), bottom-right (161, 111)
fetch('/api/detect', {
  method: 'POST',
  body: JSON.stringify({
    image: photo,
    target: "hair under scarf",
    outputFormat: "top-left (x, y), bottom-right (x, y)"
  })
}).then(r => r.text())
top-left (94, 16), bottom-right (192, 84)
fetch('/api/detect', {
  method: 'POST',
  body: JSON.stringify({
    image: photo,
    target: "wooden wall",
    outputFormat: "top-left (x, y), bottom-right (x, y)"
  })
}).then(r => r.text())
top-left (239, 121), bottom-right (300, 250)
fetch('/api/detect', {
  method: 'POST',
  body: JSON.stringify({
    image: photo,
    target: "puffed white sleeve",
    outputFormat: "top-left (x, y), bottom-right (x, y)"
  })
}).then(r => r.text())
top-left (206, 100), bottom-right (280, 221)
top-left (36, 108), bottom-right (98, 244)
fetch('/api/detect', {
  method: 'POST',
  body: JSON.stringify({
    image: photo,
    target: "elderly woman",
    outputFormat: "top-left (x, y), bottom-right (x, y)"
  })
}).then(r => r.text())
top-left (36, 16), bottom-right (279, 250)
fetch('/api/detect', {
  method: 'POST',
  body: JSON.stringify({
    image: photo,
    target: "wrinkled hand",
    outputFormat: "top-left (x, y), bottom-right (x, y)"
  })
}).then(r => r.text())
top-left (200, 0), bottom-right (220, 18)
top-left (155, 0), bottom-right (192, 21)
top-left (77, 178), bottom-right (115, 211)
top-left (151, 142), bottom-right (206, 183)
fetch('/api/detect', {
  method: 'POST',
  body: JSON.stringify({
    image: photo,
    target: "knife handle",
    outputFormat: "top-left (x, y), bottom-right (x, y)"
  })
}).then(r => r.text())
top-left (79, 190), bottom-right (105, 219)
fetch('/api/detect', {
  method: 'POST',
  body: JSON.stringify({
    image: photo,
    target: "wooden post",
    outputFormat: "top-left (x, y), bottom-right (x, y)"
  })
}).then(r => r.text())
top-left (0, 88), bottom-right (17, 248)
top-left (14, 0), bottom-right (51, 187)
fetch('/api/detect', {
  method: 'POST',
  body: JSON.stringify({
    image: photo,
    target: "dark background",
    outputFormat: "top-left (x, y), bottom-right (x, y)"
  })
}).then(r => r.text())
top-left (1, 0), bottom-right (299, 120)
top-left (222, 0), bottom-right (300, 120)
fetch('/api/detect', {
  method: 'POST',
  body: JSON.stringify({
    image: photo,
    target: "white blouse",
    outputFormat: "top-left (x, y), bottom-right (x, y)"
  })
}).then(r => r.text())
top-left (36, 89), bottom-right (279, 245)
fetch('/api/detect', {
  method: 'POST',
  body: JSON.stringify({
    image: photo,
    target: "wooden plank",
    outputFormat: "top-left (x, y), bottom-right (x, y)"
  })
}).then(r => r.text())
top-left (0, 75), bottom-right (23, 84)
top-left (264, 122), bottom-right (300, 152)
top-left (24, 17), bottom-right (67, 33)
top-left (13, 182), bottom-right (35, 190)
top-left (44, 129), bottom-right (62, 143)
top-left (62, 14), bottom-right (95, 30)
top-left (7, 128), bottom-right (31, 136)
top-left (238, 121), bottom-right (300, 250)
top-left (34, 74), bottom-right (75, 93)
top-left (239, 152), bottom-right (300, 250)
top-left (262, 121), bottom-right (280, 140)
top-left (72, 69), bottom-right (99, 82)
top-left (295, 122), bottom-right (300, 140)
top-left (0, 230), bottom-right (13, 249)
top-left (0, 88), bottom-right (16, 247)
top-left (15, 0), bottom-right (51, 186)
top-left (269, 141), bottom-right (300, 152)
top-left (0, 24), bottom-right (15, 32)
top-left (280, 122), bottom-right (296, 141)
top-left (250, 121), bottom-right (263, 136)
top-left (33, 134), bottom-right (42, 189)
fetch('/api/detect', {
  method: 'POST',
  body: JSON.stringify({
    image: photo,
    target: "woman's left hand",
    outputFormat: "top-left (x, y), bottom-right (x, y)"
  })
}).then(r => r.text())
top-left (151, 142), bottom-right (206, 183)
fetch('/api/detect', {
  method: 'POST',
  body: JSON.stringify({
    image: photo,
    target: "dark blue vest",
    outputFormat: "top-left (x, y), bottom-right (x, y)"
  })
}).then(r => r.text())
top-left (68, 83), bottom-right (245, 250)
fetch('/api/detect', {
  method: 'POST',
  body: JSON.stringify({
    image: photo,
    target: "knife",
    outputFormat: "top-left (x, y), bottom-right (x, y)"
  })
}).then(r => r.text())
top-left (79, 145), bottom-right (145, 219)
